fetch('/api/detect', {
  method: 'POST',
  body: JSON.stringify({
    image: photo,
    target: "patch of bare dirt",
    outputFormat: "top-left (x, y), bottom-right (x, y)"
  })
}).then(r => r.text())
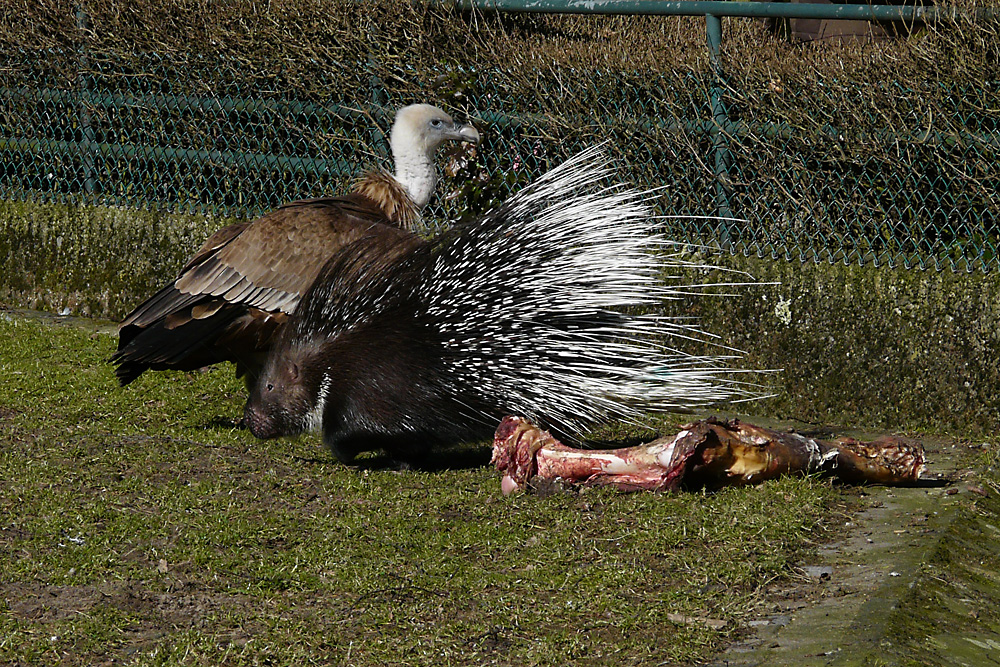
top-left (4, 579), bottom-right (255, 626)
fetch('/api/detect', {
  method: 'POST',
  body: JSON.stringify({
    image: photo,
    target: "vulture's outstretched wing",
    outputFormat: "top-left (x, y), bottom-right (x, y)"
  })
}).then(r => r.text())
top-left (112, 193), bottom-right (424, 385)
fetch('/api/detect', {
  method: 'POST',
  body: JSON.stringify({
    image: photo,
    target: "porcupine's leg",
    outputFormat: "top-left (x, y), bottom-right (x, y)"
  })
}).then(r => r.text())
top-left (492, 417), bottom-right (926, 494)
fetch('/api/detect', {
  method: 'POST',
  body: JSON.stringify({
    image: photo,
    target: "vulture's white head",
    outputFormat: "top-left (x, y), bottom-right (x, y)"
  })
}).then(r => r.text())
top-left (390, 104), bottom-right (480, 209)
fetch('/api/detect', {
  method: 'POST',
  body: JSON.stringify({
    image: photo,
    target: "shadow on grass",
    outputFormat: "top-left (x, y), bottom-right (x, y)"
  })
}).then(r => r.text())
top-left (346, 444), bottom-right (493, 472)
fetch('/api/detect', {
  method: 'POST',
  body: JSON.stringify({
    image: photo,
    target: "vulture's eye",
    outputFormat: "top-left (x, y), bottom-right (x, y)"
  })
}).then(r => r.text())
top-left (430, 119), bottom-right (443, 128)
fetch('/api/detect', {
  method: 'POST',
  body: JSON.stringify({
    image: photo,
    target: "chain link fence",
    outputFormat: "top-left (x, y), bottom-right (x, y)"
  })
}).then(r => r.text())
top-left (1, 5), bottom-right (998, 271)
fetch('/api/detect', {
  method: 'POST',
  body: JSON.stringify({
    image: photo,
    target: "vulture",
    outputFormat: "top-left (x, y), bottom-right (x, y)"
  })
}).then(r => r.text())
top-left (111, 104), bottom-right (480, 387)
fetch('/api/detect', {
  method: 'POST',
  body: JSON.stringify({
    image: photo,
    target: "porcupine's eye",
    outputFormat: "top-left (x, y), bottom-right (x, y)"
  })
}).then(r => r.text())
top-left (265, 383), bottom-right (274, 392)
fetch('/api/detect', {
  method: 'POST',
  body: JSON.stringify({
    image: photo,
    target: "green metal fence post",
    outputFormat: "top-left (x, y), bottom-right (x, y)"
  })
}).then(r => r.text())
top-left (75, 5), bottom-right (96, 197)
top-left (705, 12), bottom-right (732, 247)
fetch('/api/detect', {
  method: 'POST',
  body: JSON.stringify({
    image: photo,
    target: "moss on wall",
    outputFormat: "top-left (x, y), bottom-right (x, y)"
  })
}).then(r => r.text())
top-left (684, 254), bottom-right (1000, 436)
top-left (2, 200), bottom-right (996, 435)
top-left (0, 200), bottom-right (231, 320)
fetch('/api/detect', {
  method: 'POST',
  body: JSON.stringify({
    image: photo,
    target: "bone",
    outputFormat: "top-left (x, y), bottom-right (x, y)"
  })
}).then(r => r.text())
top-left (492, 416), bottom-right (925, 494)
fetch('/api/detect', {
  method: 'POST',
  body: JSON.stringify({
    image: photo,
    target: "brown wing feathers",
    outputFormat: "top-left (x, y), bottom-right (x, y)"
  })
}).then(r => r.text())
top-left (111, 181), bottom-right (420, 386)
top-left (114, 304), bottom-right (287, 384)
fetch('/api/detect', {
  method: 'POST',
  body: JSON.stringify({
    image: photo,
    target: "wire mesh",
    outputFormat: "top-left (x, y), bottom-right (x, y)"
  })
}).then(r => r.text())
top-left (1, 45), bottom-right (997, 271)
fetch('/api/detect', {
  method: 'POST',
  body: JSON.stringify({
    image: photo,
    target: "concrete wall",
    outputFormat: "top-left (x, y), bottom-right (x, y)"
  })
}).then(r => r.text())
top-left (2, 200), bottom-right (996, 435)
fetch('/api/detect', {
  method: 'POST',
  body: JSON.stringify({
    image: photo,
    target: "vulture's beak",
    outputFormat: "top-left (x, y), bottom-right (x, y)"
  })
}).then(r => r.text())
top-left (455, 123), bottom-right (481, 145)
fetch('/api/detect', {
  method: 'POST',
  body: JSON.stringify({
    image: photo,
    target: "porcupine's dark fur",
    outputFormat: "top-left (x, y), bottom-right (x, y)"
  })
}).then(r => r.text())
top-left (244, 146), bottom-right (757, 464)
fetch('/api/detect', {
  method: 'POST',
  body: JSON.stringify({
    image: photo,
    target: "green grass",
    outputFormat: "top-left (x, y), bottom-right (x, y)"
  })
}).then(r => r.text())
top-left (0, 310), bottom-right (847, 666)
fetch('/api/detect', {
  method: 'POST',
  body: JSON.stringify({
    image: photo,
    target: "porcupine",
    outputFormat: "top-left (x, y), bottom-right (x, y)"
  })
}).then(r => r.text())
top-left (243, 145), bottom-right (756, 464)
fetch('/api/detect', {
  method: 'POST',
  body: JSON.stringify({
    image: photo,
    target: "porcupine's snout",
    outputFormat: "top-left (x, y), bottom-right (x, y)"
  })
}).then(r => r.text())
top-left (244, 401), bottom-right (280, 439)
